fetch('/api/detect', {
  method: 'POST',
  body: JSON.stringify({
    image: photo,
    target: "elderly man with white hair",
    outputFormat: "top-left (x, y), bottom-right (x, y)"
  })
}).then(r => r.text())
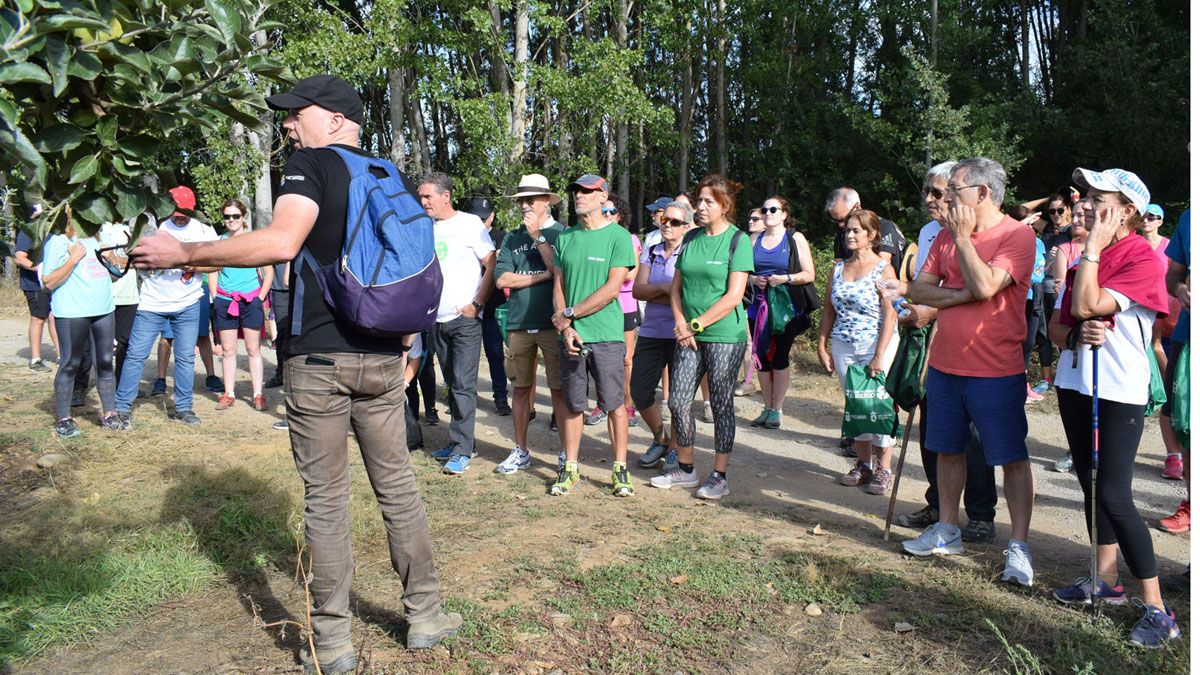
top-left (827, 186), bottom-right (906, 269)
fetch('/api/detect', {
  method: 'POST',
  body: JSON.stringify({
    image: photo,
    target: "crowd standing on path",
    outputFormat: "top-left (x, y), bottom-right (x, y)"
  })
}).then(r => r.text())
top-left (11, 74), bottom-right (1188, 666)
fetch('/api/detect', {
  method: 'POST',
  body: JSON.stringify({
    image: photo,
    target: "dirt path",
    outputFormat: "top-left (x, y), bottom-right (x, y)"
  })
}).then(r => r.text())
top-left (0, 315), bottom-right (1188, 673)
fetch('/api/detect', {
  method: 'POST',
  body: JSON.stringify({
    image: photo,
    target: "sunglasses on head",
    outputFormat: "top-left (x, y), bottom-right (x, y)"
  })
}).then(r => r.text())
top-left (95, 245), bottom-right (132, 277)
top-left (223, 212), bottom-right (243, 220)
top-left (922, 186), bottom-right (946, 200)
top-left (762, 206), bottom-right (783, 214)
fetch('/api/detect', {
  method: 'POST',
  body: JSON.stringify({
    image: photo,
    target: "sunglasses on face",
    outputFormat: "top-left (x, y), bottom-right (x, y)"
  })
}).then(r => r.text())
top-left (922, 186), bottom-right (946, 200)
top-left (1047, 208), bottom-right (1066, 216)
top-left (1144, 215), bottom-right (1162, 222)
top-left (748, 216), bottom-right (763, 223)
top-left (600, 207), bottom-right (617, 216)
top-left (663, 218), bottom-right (689, 227)
top-left (762, 206), bottom-right (783, 214)
top-left (573, 187), bottom-right (602, 195)
top-left (223, 212), bottom-right (243, 220)
top-left (95, 245), bottom-right (132, 277)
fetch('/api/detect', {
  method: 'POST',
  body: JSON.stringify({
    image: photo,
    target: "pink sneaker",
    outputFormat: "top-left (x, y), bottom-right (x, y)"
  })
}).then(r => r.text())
top-left (1158, 500), bottom-right (1190, 534)
top-left (1025, 384), bottom-right (1044, 404)
top-left (1163, 454), bottom-right (1184, 480)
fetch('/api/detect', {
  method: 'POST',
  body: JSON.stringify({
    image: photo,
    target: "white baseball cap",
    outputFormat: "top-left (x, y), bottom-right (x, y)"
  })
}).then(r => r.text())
top-left (1072, 167), bottom-right (1151, 215)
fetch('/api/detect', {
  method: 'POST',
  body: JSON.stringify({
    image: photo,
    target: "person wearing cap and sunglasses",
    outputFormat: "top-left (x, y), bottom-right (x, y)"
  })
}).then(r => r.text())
top-left (493, 174), bottom-right (569, 475)
top-left (1046, 168), bottom-right (1179, 648)
top-left (548, 173), bottom-right (638, 496)
top-left (642, 196), bottom-right (673, 249)
top-left (129, 74), bottom-right (462, 666)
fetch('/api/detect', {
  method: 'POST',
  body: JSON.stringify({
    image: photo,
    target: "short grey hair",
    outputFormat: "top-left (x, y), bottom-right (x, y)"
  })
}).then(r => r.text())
top-left (924, 161), bottom-right (957, 187)
top-left (951, 157), bottom-right (1006, 205)
top-left (824, 187), bottom-right (860, 211)
top-left (419, 172), bottom-right (453, 196)
top-left (664, 200), bottom-right (694, 224)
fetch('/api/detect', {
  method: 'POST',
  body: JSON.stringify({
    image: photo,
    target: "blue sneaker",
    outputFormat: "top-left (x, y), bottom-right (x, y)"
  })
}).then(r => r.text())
top-left (1129, 600), bottom-right (1181, 648)
top-left (443, 454), bottom-right (470, 475)
top-left (902, 523), bottom-right (964, 556)
top-left (1053, 577), bottom-right (1127, 605)
top-left (638, 440), bottom-right (671, 468)
top-left (1031, 379), bottom-right (1052, 395)
top-left (662, 449), bottom-right (679, 473)
top-left (431, 444), bottom-right (455, 461)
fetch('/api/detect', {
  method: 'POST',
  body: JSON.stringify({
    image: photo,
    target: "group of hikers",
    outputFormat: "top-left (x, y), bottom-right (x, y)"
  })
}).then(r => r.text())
top-left (13, 75), bottom-right (1188, 669)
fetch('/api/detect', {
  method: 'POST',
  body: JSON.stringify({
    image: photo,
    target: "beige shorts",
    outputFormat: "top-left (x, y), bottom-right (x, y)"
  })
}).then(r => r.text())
top-left (505, 330), bottom-right (562, 389)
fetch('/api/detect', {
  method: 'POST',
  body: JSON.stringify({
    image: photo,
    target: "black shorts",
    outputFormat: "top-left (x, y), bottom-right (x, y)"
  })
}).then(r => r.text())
top-left (624, 309), bottom-right (642, 332)
top-left (213, 296), bottom-right (265, 331)
top-left (23, 289), bottom-right (50, 319)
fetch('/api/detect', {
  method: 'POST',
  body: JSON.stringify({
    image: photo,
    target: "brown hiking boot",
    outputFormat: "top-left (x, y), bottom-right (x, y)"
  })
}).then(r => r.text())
top-left (299, 643), bottom-right (357, 675)
top-left (406, 610), bottom-right (463, 649)
top-left (839, 460), bottom-right (872, 487)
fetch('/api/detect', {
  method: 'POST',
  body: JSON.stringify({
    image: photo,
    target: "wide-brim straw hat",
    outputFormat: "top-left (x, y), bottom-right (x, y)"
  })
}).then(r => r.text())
top-left (507, 173), bottom-right (561, 205)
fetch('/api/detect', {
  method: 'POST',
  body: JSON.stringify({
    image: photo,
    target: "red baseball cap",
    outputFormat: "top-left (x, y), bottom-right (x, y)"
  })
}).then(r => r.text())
top-left (567, 173), bottom-right (609, 193)
top-left (169, 186), bottom-right (196, 217)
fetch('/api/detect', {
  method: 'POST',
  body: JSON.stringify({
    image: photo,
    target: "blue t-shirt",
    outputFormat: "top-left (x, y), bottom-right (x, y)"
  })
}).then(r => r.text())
top-left (216, 234), bottom-right (262, 293)
top-left (14, 230), bottom-right (43, 291)
top-left (1165, 208), bottom-right (1190, 344)
top-left (42, 235), bottom-right (115, 319)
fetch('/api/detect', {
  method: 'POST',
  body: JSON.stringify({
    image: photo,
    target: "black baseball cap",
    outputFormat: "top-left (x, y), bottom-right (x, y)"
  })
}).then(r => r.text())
top-left (461, 197), bottom-right (494, 220)
top-left (266, 75), bottom-right (364, 125)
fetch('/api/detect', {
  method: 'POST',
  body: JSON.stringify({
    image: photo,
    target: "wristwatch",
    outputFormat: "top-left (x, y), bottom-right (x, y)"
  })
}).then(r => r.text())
top-left (1080, 253), bottom-right (1100, 264)
top-left (471, 300), bottom-right (483, 313)
top-left (563, 306), bottom-right (575, 319)
top-left (689, 319), bottom-right (704, 333)
top-left (535, 234), bottom-right (548, 245)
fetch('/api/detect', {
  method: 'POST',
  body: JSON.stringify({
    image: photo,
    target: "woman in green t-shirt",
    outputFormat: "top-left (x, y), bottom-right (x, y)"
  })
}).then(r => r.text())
top-left (651, 174), bottom-right (753, 500)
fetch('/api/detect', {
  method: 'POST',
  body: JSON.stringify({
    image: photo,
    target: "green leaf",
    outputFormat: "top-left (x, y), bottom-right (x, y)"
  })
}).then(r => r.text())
top-left (0, 62), bottom-right (52, 85)
top-left (113, 182), bottom-right (150, 220)
top-left (31, 123), bottom-right (84, 152)
top-left (68, 154), bottom-right (99, 184)
top-left (98, 42), bottom-right (151, 73)
top-left (67, 48), bottom-right (103, 79)
top-left (43, 37), bottom-right (70, 97)
top-left (0, 118), bottom-right (48, 183)
top-left (212, 101), bottom-right (265, 127)
top-left (15, 0), bottom-right (34, 13)
top-left (96, 116), bottom-right (117, 147)
top-left (0, 97), bottom-right (17, 128)
top-left (204, 0), bottom-right (242, 44)
top-left (37, 15), bottom-right (109, 32)
top-left (119, 135), bottom-right (157, 159)
top-left (75, 193), bottom-right (115, 226)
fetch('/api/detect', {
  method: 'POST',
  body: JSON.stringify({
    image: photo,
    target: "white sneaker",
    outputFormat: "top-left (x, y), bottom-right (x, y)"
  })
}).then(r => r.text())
top-left (902, 523), bottom-right (965, 556)
top-left (494, 447), bottom-right (531, 475)
top-left (650, 467), bottom-right (700, 489)
top-left (1001, 541), bottom-right (1034, 587)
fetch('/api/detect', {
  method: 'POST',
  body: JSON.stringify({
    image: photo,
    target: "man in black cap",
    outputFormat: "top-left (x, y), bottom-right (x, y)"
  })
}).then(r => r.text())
top-left (129, 74), bottom-right (462, 669)
top-left (461, 196), bottom-right (511, 416)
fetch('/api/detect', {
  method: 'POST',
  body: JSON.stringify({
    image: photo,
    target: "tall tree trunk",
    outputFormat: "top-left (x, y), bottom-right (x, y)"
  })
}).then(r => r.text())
top-left (555, 33), bottom-right (573, 178)
top-left (247, 118), bottom-right (273, 228)
top-left (712, 0), bottom-right (728, 176)
top-left (676, 49), bottom-right (700, 194)
top-left (486, 1), bottom-right (511, 98)
top-left (613, 0), bottom-right (631, 197)
top-left (604, 117), bottom-right (616, 184)
top-left (845, 0), bottom-right (862, 100)
top-left (387, 68), bottom-right (408, 172)
top-left (406, 67), bottom-right (432, 174)
top-left (510, 0), bottom-right (530, 162)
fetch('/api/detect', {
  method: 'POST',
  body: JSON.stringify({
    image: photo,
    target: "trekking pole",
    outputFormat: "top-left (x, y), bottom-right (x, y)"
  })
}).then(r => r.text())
top-left (883, 407), bottom-right (916, 541)
top-left (1089, 346), bottom-right (1101, 621)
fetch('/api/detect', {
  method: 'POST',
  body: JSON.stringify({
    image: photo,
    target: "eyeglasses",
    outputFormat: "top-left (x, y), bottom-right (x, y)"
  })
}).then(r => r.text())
top-left (1047, 208), bottom-right (1066, 216)
top-left (922, 186), bottom-right (946, 200)
top-left (762, 206), bottom-right (783, 214)
top-left (663, 218), bottom-right (689, 227)
top-left (573, 186), bottom-right (602, 195)
top-left (945, 184), bottom-right (984, 194)
top-left (1144, 215), bottom-right (1162, 222)
top-left (95, 245), bottom-right (132, 277)
top-left (600, 207), bottom-right (617, 216)
top-left (223, 212), bottom-right (242, 220)
top-left (748, 216), bottom-right (763, 223)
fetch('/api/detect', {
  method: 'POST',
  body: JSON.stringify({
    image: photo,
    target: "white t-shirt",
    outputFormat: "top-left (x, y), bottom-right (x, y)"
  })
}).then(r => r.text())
top-left (137, 218), bottom-right (218, 313)
top-left (644, 228), bottom-right (662, 249)
top-left (1054, 288), bottom-right (1156, 405)
top-left (99, 222), bottom-right (139, 306)
top-left (433, 211), bottom-right (495, 322)
top-left (913, 220), bottom-right (942, 274)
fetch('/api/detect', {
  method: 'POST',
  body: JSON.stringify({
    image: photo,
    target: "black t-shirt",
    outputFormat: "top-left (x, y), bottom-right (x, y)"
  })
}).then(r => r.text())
top-left (484, 226), bottom-right (507, 314)
top-left (14, 230), bottom-right (42, 291)
top-left (277, 144), bottom-right (417, 357)
top-left (832, 217), bottom-right (905, 273)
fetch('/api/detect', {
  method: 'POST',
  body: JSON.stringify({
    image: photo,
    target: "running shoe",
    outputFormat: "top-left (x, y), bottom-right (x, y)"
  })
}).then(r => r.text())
top-left (1163, 453), bottom-right (1184, 480)
top-left (1052, 576), bottom-right (1127, 605)
top-left (896, 505), bottom-right (939, 529)
top-left (695, 472), bottom-right (729, 500)
top-left (273, 419), bottom-right (289, 431)
top-left (611, 462), bottom-right (633, 497)
top-left (173, 410), bottom-right (201, 425)
top-left (205, 375), bottom-right (224, 393)
top-left (216, 394), bottom-right (236, 410)
top-left (54, 418), bottom-right (80, 439)
top-left (764, 409), bottom-right (781, 429)
top-left (29, 358), bottom-right (48, 372)
top-left (252, 394), bottom-right (268, 412)
top-left (100, 413), bottom-right (124, 431)
top-left (839, 461), bottom-right (873, 487)
top-left (1025, 384), bottom-right (1044, 404)
top-left (866, 467), bottom-right (892, 495)
top-left (1053, 452), bottom-right (1073, 473)
top-left (494, 398), bottom-right (512, 416)
top-left (902, 523), bottom-right (964, 556)
top-left (431, 444), bottom-right (455, 461)
top-left (495, 447), bottom-right (531, 475)
top-left (638, 440), bottom-right (671, 469)
top-left (150, 378), bottom-right (167, 397)
top-left (662, 449), bottom-right (679, 473)
top-left (650, 466), bottom-right (700, 490)
top-left (734, 381), bottom-right (755, 397)
top-left (584, 406), bottom-right (607, 426)
top-left (1129, 600), bottom-right (1181, 648)
top-left (424, 409), bottom-right (439, 426)
top-left (443, 454), bottom-right (470, 475)
top-left (114, 412), bottom-right (132, 431)
top-left (1157, 500), bottom-right (1190, 533)
top-left (1001, 541), bottom-right (1034, 587)
top-left (960, 519), bottom-right (996, 543)
top-left (550, 463), bottom-right (580, 495)
top-left (1031, 379), bottom-right (1052, 395)
top-left (626, 407), bottom-right (639, 427)
top-left (750, 408), bottom-right (770, 427)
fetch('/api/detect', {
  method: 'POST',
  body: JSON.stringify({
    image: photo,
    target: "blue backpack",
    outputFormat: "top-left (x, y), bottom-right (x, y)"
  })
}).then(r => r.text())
top-left (292, 147), bottom-right (442, 337)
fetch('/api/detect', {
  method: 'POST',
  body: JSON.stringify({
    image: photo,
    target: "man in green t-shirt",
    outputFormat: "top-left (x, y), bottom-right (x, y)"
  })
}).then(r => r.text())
top-left (549, 174), bottom-right (637, 497)
top-left (493, 173), bottom-right (568, 475)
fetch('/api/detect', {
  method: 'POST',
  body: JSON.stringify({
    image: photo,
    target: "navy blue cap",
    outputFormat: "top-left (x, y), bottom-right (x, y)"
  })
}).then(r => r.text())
top-left (644, 197), bottom-right (672, 212)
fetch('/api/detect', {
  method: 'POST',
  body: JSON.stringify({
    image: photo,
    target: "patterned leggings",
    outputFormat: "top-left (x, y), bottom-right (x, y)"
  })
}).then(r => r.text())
top-left (668, 341), bottom-right (745, 454)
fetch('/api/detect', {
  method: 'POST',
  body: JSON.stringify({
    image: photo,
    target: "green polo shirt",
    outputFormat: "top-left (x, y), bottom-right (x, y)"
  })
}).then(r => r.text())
top-left (554, 222), bottom-right (636, 343)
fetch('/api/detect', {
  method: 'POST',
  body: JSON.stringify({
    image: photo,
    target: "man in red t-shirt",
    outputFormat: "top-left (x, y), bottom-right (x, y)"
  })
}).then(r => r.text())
top-left (879, 157), bottom-right (1036, 587)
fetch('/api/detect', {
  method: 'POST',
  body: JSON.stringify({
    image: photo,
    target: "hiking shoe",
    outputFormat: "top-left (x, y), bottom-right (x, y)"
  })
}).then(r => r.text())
top-left (54, 418), bottom-right (80, 439)
top-left (1129, 600), bottom-right (1181, 648)
top-left (495, 447), bottom-right (531, 475)
top-left (750, 408), bottom-right (771, 427)
top-left (443, 454), bottom-right (470, 475)
top-left (961, 519), bottom-right (996, 543)
top-left (406, 610), bottom-right (464, 649)
top-left (1031, 379), bottom-right (1052, 395)
top-left (651, 467), bottom-right (700, 490)
top-left (150, 378), bottom-right (167, 397)
top-left (866, 467), bottom-right (892, 495)
top-left (612, 462), bottom-right (633, 497)
top-left (205, 375), bottom-right (223, 393)
top-left (265, 373), bottom-right (284, 389)
top-left (1053, 576), bottom-right (1127, 606)
top-left (839, 460), bottom-right (873, 487)
top-left (173, 410), bottom-right (201, 425)
top-left (1053, 452), bottom-right (1073, 473)
top-left (897, 505), bottom-right (939, 529)
top-left (550, 463), bottom-right (580, 495)
top-left (1001, 541), bottom-right (1034, 587)
top-left (70, 388), bottom-right (86, 408)
top-left (584, 406), bottom-right (607, 426)
top-left (549, 412), bottom-right (558, 431)
top-left (662, 449), bottom-right (679, 473)
top-left (902, 523), bottom-right (964, 556)
top-left (216, 394), bottom-right (235, 410)
top-left (100, 413), bottom-right (124, 431)
top-left (627, 407), bottom-right (639, 427)
top-left (695, 472), bottom-right (729, 500)
top-left (638, 440), bottom-right (671, 469)
top-left (252, 394), bottom-right (268, 412)
top-left (1157, 500), bottom-right (1190, 533)
top-left (29, 358), bottom-right (48, 372)
top-left (114, 412), bottom-right (132, 431)
top-left (424, 409), bottom-right (439, 426)
top-left (495, 398), bottom-right (512, 416)
top-left (272, 419), bottom-right (289, 431)
top-left (734, 381), bottom-right (755, 397)
top-left (1163, 454), bottom-right (1184, 480)
top-left (299, 643), bottom-right (357, 675)
top-left (699, 401), bottom-right (713, 423)
top-left (1025, 384), bottom-right (1044, 403)
top-left (764, 409), bottom-right (781, 429)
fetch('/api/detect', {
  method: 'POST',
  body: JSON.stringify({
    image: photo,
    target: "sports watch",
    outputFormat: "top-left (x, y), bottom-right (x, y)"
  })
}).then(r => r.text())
top-left (689, 319), bottom-right (704, 333)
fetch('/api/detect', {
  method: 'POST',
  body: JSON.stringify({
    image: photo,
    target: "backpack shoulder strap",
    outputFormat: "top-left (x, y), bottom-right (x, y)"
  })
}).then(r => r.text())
top-left (289, 246), bottom-right (323, 337)
top-left (728, 229), bottom-right (746, 265)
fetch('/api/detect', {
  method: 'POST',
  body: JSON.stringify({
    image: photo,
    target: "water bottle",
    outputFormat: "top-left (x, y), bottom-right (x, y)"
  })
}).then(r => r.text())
top-left (891, 297), bottom-right (911, 319)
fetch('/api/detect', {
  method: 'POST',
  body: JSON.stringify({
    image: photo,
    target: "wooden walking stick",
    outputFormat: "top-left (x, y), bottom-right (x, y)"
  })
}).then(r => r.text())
top-left (883, 407), bottom-right (916, 541)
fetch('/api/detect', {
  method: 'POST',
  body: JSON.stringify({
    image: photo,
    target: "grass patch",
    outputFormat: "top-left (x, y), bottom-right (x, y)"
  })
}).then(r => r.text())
top-left (0, 524), bottom-right (219, 665)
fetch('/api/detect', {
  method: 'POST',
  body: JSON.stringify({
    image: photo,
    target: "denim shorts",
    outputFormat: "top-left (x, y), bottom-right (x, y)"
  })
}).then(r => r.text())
top-left (924, 367), bottom-right (1029, 467)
